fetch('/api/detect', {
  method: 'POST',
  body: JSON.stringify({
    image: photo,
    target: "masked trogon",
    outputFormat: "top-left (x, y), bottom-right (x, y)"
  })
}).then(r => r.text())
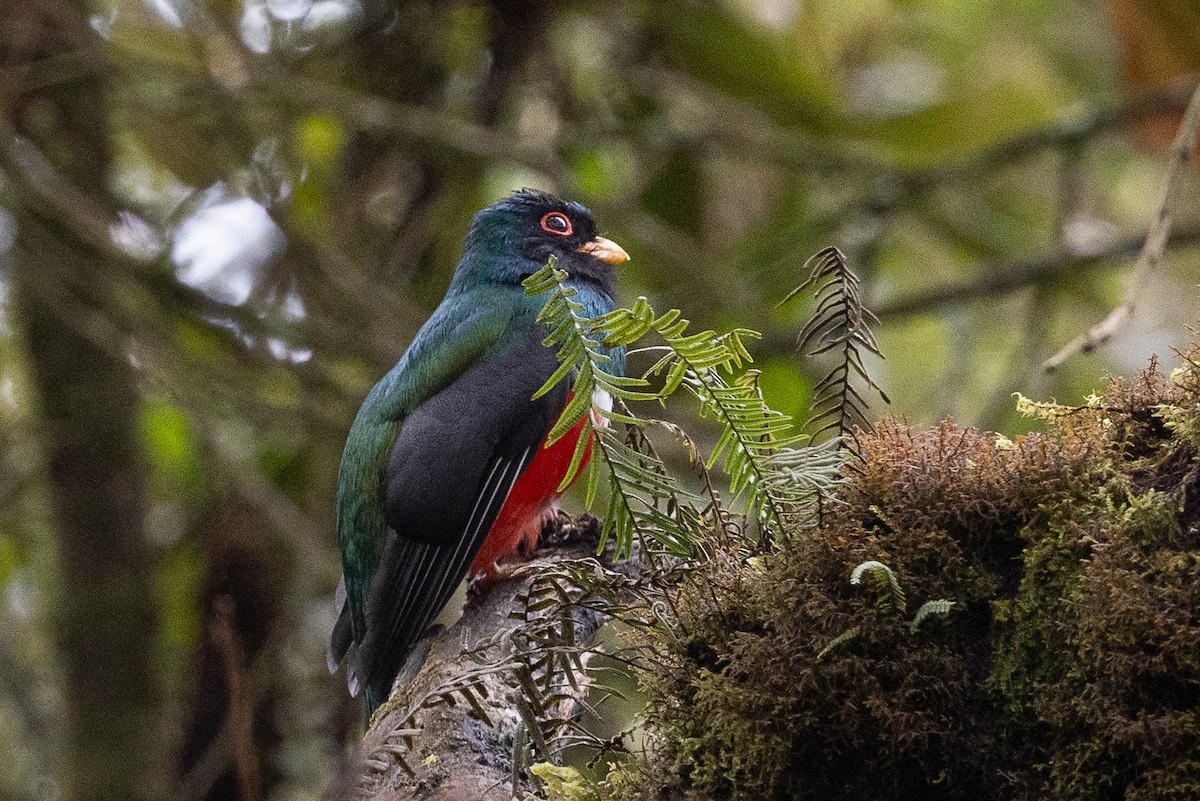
top-left (328, 189), bottom-right (628, 716)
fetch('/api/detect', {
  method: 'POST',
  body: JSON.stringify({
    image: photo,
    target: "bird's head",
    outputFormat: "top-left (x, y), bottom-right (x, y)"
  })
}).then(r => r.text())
top-left (456, 189), bottom-right (629, 292)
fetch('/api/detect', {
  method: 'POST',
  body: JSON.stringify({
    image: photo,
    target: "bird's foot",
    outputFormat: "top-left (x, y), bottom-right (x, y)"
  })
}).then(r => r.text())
top-left (465, 510), bottom-right (603, 603)
top-left (526, 507), bottom-right (573, 554)
top-left (467, 563), bottom-right (515, 599)
top-left (539, 510), bottom-right (601, 549)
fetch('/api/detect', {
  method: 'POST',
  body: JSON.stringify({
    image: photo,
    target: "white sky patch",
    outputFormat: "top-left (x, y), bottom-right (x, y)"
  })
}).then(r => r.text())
top-left (303, 0), bottom-right (362, 32)
top-left (89, 5), bottom-right (118, 39)
top-left (240, 1), bottom-right (273, 53)
top-left (146, 503), bottom-right (187, 547)
top-left (145, 0), bottom-right (184, 28)
top-left (266, 288), bottom-right (313, 362)
top-left (1062, 212), bottom-right (1119, 258)
top-left (851, 51), bottom-right (946, 119)
top-left (266, 0), bottom-right (311, 22)
top-left (110, 211), bottom-right (164, 261)
top-left (728, 0), bottom-right (798, 30)
top-left (237, 0), bottom-right (364, 55)
top-left (172, 197), bottom-right (285, 305)
top-left (283, 288), bottom-right (306, 320)
top-left (267, 336), bottom-right (313, 363)
top-left (8, 576), bottom-right (33, 621)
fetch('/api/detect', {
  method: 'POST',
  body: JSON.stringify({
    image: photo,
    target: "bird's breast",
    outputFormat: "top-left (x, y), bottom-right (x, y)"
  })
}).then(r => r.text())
top-left (468, 388), bottom-right (611, 580)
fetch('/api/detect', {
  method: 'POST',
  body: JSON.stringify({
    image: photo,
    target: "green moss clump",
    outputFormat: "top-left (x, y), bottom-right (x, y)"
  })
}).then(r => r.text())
top-left (628, 352), bottom-right (1200, 800)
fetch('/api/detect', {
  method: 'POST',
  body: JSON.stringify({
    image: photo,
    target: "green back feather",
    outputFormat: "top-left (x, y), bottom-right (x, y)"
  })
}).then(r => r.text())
top-left (335, 278), bottom-right (619, 639)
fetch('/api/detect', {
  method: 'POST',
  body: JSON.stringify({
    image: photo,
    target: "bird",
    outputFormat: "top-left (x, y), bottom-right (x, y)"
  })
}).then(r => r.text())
top-left (328, 188), bottom-right (629, 717)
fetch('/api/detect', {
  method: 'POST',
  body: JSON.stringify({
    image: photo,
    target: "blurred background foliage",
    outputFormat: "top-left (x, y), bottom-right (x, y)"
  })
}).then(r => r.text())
top-left (0, 0), bottom-right (1198, 799)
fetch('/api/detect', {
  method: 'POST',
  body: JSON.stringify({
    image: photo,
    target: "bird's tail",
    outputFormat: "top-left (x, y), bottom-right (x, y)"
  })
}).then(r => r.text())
top-left (364, 685), bottom-right (385, 725)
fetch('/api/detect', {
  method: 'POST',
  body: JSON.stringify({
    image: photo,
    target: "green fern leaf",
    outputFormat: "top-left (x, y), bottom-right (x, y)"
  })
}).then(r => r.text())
top-left (850, 560), bottom-right (907, 614)
top-left (910, 599), bottom-right (956, 632)
top-left (817, 627), bottom-right (859, 660)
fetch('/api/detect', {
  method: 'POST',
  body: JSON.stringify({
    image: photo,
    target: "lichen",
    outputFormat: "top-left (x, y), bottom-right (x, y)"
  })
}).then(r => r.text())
top-left (530, 763), bottom-right (601, 801)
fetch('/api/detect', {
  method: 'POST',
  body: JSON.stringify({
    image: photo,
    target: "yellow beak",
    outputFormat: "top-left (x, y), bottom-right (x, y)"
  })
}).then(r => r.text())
top-left (576, 236), bottom-right (630, 266)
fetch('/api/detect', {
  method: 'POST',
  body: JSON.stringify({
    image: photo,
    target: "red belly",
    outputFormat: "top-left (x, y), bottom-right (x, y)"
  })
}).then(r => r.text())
top-left (468, 412), bottom-right (593, 580)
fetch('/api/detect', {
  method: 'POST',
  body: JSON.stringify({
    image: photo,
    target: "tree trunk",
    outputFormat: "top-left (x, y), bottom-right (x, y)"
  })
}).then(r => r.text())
top-left (3, 3), bottom-right (161, 799)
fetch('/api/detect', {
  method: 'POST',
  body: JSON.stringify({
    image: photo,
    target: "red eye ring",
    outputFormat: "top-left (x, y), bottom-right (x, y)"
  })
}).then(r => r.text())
top-left (540, 212), bottom-right (573, 236)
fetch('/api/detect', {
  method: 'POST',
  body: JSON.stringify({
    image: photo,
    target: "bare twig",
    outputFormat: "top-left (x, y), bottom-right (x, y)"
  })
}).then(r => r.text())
top-left (175, 625), bottom-right (282, 801)
top-left (1042, 81), bottom-right (1200, 371)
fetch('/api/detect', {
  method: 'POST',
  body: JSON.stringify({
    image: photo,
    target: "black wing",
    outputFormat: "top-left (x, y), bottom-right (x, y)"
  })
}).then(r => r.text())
top-left (356, 325), bottom-right (566, 711)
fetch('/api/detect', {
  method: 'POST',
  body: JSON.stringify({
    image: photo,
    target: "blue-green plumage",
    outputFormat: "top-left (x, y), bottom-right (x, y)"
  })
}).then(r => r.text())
top-left (329, 189), bottom-right (627, 716)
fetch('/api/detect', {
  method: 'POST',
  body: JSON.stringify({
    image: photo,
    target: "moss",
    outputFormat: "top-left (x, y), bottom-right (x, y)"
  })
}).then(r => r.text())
top-left (626, 347), bottom-right (1200, 800)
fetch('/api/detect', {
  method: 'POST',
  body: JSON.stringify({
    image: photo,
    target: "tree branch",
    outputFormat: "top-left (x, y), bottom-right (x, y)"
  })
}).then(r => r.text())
top-left (329, 519), bottom-right (632, 801)
top-left (1042, 80), bottom-right (1200, 370)
top-left (901, 78), bottom-right (1199, 193)
top-left (873, 223), bottom-right (1200, 320)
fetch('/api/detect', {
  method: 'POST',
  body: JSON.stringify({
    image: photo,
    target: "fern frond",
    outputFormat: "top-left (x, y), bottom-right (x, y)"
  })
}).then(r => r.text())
top-left (594, 424), bottom-right (704, 559)
top-left (850, 560), bottom-right (907, 614)
top-left (782, 247), bottom-right (889, 454)
top-left (910, 599), bottom-right (956, 632)
top-left (524, 258), bottom-right (657, 442)
top-left (683, 367), bottom-right (806, 534)
top-left (526, 261), bottom-right (844, 549)
top-left (816, 626), bottom-right (860, 660)
top-left (761, 440), bottom-right (847, 529)
top-left (640, 416), bottom-right (740, 541)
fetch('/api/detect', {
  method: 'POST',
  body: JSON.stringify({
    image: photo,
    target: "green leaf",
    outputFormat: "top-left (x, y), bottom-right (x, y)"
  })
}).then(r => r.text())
top-left (556, 417), bottom-right (594, 492)
top-left (911, 599), bottom-right (956, 632)
top-left (851, 560), bottom-right (907, 615)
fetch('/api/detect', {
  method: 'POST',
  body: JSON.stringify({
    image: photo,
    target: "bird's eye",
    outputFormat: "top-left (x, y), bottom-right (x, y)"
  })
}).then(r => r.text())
top-left (540, 212), bottom-right (572, 236)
